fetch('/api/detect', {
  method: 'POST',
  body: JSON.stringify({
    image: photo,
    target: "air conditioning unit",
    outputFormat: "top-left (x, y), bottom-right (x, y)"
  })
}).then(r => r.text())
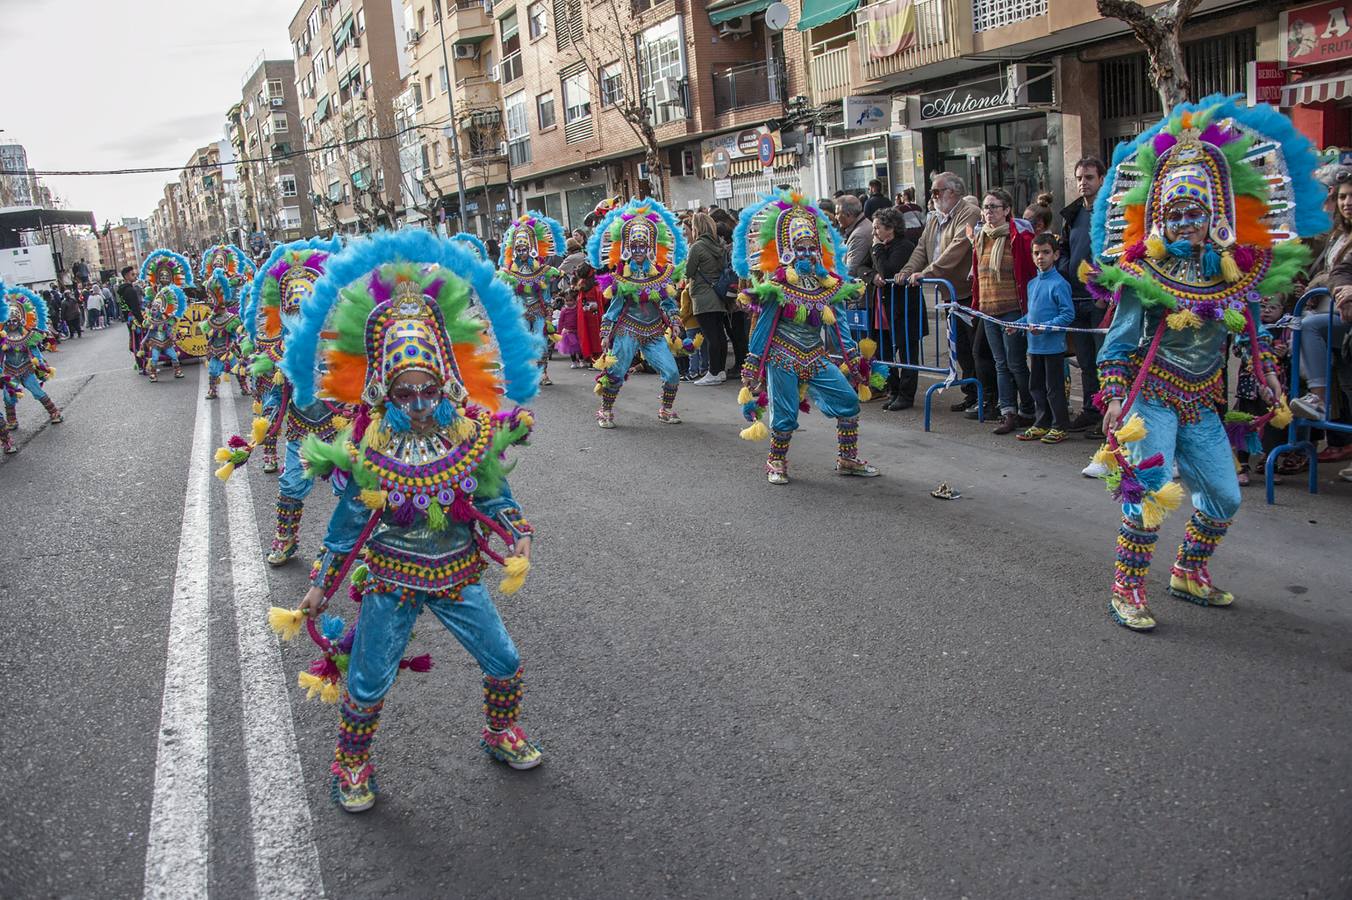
top-left (270, 97), bottom-right (285, 107)
top-left (486, 65), bottom-right (500, 82)
top-left (453, 43), bottom-right (479, 60)
top-left (652, 77), bottom-right (679, 105)
top-left (718, 16), bottom-right (752, 38)
top-left (407, 28), bottom-right (421, 44)
top-left (498, 141), bottom-right (509, 156)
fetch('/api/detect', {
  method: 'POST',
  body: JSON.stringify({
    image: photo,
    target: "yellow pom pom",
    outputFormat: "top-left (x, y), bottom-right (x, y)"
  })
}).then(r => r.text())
top-left (857, 384), bottom-right (872, 402)
top-left (517, 410), bottom-right (535, 428)
top-left (214, 447), bottom-right (232, 463)
top-left (1113, 414), bottom-right (1148, 445)
top-left (331, 415), bottom-right (350, 430)
top-left (691, 333), bottom-right (704, 349)
top-left (1092, 444), bottom-right (1120, 473)
top-left (1152, 480), bottom-right (1185, 514)
top-left (593, 380), bottom-right (604, 396)
top-left (858, 338), bottom-right (878, 360)
top-left (1077, 259), bottom-right (1095, 285)
top-left (452, 416), bottom-right (477, 441)
top-left (359, 488), bottom-right (388, 510)
top-left (737, 386), bottom-right (753, 405)
top-left (1219, 250), bottom-right (1241, 283)
top-left (1167, 309), bottom-right (1202, 331)
top-left (798, 382), bottom-right (809, 400)
top-left (297, 671), bottom-right (324, 700)
top-left (592, 353), bottom-right (616, 371)
top-left (498, 555), bottom-right (531, 596)
top-left (1140, 496), bottom-right (1166, 529)
top-left (1145, 235), bottom-right (1167, 260)
top-left (822, 306), bottom-right (836, 325)
top-left (252, 400), bottom-right (263, 415)
top-left (273, 370), bottom-right (284, 385)
top-left (319, 680), bottom-right (342, 704)
top-left (214, 462), bottom-right (236, 481)
top-left (740, 420), bottom-right (769, 442)
top-left (1271, 398), bottom-right (1292, 429)
top-left (268, 606), bottom-right (304, 641)
top-left (251, 416), bottom-right (269, 446)
top-left (838, 363), bottom-right (850, 376)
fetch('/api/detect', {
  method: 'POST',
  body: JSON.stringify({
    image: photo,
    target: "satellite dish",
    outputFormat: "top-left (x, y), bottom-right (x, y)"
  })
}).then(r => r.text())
top-left (764, 1), bottom-right (791, 32)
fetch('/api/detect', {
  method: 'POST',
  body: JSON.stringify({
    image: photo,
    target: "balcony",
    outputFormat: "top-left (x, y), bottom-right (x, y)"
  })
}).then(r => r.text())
top-left (443, 0), bottom-right (494, 44)
top-left (857, 0), bottom-right (971, 86)
top-left (456, 74), bottom-right (501, 111)
top-left (712, 60), bottom-right (786, 115)
top-left (808, 34), bottom-right (855, 106)
top-left (972, 0), bottom-right (1045, 32)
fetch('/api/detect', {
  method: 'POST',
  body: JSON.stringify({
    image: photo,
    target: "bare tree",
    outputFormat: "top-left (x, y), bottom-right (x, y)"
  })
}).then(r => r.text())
top-left (1097, 0), bottom-right (1204, 114)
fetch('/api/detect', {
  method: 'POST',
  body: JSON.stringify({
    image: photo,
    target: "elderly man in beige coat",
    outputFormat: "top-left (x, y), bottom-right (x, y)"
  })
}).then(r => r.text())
top-left (896, 172), bottom-right (992, 413)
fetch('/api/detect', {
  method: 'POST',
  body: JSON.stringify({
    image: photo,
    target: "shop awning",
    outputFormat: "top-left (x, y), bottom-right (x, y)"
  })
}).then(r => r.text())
top-left (1283, 71), bottom-right (1352, 105)
top-left (708, 0), bottom-right (771, 25)
top-left (797, 0), bottom-right (859, 31)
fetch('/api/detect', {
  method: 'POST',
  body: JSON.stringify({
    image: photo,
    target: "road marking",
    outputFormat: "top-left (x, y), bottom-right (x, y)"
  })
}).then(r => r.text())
top-left (218, 396), bottom-right (327, 899)
top-left (143, 373), bottom-right (212, 900)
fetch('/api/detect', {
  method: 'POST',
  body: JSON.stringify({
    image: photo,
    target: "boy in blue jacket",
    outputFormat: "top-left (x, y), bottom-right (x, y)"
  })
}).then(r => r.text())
top-left (1013, 233), bottom-right (1076, 443)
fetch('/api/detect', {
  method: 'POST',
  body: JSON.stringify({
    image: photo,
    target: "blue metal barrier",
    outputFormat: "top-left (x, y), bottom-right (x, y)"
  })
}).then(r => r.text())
top-left (1265, 288), bottom-right (1352, 503)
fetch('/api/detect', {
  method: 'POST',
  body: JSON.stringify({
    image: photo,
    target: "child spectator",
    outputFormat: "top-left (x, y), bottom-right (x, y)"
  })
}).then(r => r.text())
top-left (677, 281), bottom-right (707, 382)
top-left (1015, 232), bottom-right (1076, 443)
top-left (574, 263), bottom-right (605, 365)
top-left (556, 296), bottom-right (583, 366)
top-left (1023, 193), bottom-right (1055, 234)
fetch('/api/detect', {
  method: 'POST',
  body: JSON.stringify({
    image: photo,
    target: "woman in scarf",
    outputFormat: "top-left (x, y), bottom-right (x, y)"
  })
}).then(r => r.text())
top-left (969, 188), bottom-right (1037, 434)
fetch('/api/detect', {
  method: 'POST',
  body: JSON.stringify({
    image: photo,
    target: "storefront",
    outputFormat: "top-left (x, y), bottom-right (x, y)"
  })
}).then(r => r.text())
top-left (1280, 0), bottom-right (1352, 151)
top-left (694, 127), bottom-right (804, 211)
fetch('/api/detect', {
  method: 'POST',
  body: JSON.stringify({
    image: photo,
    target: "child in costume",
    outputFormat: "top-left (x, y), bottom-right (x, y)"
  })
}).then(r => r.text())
top-left (586, 199), bottom-right (688, 428)
top-left (732, 192), bottom-right (881, 484)
top-left (269, 229), bottom-right (545, 813)
top-left (1085, 95), bottom-right (1324, 632)
top-left (498, 212), bottom-right (564, 386)
top-left (137, 249), bottom-right (195, 383)
top-left (216, 238), bottom-right (347, 566)
top-left (201, 244), bottom-right (257, 397)
top-left (2, 284), bottom-right (62, 444)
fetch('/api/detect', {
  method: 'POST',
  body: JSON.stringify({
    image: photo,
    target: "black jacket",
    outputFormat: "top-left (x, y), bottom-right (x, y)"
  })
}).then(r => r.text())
top-left (1058, 195), bottom-right (1094, 299)
top-left (118, 281), bottom-right (144, 321)
top-left (857, 235), bottom-right (925, 337)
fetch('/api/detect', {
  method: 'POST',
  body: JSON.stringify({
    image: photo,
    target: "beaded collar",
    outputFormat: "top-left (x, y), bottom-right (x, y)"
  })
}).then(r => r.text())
top-left (1116, 247), bottom-right (1272, 319)
top-left (361, 408), bottom-right (492, 515)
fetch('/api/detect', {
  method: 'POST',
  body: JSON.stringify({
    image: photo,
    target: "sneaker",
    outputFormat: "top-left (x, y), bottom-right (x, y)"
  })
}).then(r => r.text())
top-left (766, 459), bottom-right (789, 485)
top-left (262, 459), bottom-right (280, 474)
top-left (1040, 428), bottom-right (1068, 444)
top-left (693, 371), bottom-right (727, 386)
top-left (950, 395), bottom-right (978, 412)
top-left (330, 766), bottom-right (377, 813)
top-left (1109, 587), bottom-right (1157, 632)
top-left (174, 370), bottom-right (184, 379)
top-left (2, 440), bottom-right (15, 455)
top-left (1082, 459), bottom-right (1109, 479)
top-left (1066, 409), bottom-right (1097, 433)
top-left (1017, 426), bottom-right (1049, 441)
top-left (658, 408), bottom-right (682, 424)
top-left (1168, 566), bottom-right (1234, 607)
top-left (596, 409), bottom-right (616, 429)
top-left (835, 456), bottom-right (879, 477)
top-left (481, 724), bottom-right (543, 770)
top-left (1339, 465), bottom-right (1352, 482)
top-left (966, 403), bottom-right (997, 421)
top-left (1290, 392), bottom-right (1325, 420)
top-left (266, 540), bottom-right (297, 566)
top-left (1083, 423), bottom-right (1105, 440)
top-left (540, 373), bottom-right (553, 386)
top-left (48, 410), bottom-right (63, 425)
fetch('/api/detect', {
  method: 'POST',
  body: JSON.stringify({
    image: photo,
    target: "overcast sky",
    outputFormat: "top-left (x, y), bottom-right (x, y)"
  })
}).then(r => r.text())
top-left (0, 0), bottom-right (296, 225)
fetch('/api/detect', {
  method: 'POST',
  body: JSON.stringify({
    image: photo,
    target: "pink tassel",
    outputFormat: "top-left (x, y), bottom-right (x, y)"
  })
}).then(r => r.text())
top-left (756, 392), bottom-right (769, 408)
top-left (351, 405), bottom-right (371, 442)
top-left (450, 494), bottom-right (478, 523)
top-left (799, 399), bottom-right (811, 413)
top-left (1137, 452), bottom-right (1165, 470)
top-left (308, 657), bottom-right (340, 680)
top-left (1233, 245), bottom-right (1255, 272)
top-left (348, 582), bottom-right (364, 603)
top-left (227, 435), bottom-right (249, 449)
top-left (1123, 242), bottom-right (1146, 263)
top-left (399, 654), bottom-right (434, 672)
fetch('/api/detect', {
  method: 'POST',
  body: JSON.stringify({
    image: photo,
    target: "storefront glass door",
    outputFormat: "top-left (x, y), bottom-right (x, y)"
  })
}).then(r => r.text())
top-left (933, 117), bottom-right (1048, 211)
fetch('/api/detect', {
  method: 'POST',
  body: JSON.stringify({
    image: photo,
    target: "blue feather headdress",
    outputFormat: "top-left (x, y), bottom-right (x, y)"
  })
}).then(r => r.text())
top-left (151, 285), bottom-right (189, 319)
top-left (139, 248), bottom-right (195, 289)
top-left (0, 279), bottom-right (8, 325)
top-left (732, 191), bottom-right (848, 280)
top-left (283, 229), bottom-right (543, 407)
top-left (204, 269), bottom-right (236, 306)
top-left (244, 236), bottom-right (343, 340)
top-left (450, 232), bottom-right (489, 262)
top-left (4, 285), bottom-right (48, 336)
top-left (501, 211), bottom-right (567, 267)
top-left (586, 198), bottom-right (688, 270)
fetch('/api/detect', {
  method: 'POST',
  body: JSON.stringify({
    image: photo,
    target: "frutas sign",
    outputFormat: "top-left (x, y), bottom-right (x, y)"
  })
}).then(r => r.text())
top-left (1281, 1), bottom-right (1352, 68)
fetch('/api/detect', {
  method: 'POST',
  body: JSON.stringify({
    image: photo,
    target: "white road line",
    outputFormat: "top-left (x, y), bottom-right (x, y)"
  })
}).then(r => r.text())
top-left (218, 396), bottom-right (327, 899)
top-left (143, 373), bottom-right (212, 900)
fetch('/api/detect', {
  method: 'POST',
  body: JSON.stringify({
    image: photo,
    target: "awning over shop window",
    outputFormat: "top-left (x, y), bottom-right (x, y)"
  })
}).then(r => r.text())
top-left (708, 0), bottom-right (771, 25)
top-left (1284, 72), bottom-right (1352, 105)
top-left (797, 0), bottom-right (859, 31)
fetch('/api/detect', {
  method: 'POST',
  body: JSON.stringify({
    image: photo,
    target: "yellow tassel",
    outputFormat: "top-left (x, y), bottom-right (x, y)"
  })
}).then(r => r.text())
top-left (252, 400), bottom-right (263, 415)
top-left (822, 306), bottom-right (836, 325)
top-left (1140, 496), bottom-right (1165, 529)
top-left (273, 371), bottom-right (284, 385)
top-left (319, 680), bottom-right (342, 704)
top-left (366, 416), bottom-right (388, 452)
top-left (453, 416), bottom-right (477, 441)
top-left (838, 363), bottom-right (850, 376)
top-left (593, 352), bottom-right (616, 371)
top-left (1271, 398), bottom-right (1292, 429)
top-left (1219, 250), bottom-right (1240, 283)
top-left (517, 410), bottom-right (535, 428)
top-left (250, 416), bottom-right (269, 446)
top-left (214, 462), bottom-right (236, 481)
top-left (359, 488), bottom-right (388, 510)
top-left (1152, 480), bottom-right (1185, 514)
top-left (1114, 414), bottom-right (1147, 445)
top-left (857, 384), bottom-right (872, 402)
top-left (1145, 235), bottom-right (1166, 260)
top-left (214, 447), bottom-right (232, 463)
top-left (498, 555), bottom-right (531, 596)
top-left (268, 606), bottom-right (304, 641)
top-left (1166, 308), bottom-right (1202, 330)
top-left (331, 415), bottom-right (350, 430)
top-left (858, 338), bottom-right (878, 360)
top-left (1077, 259), bottom-right (1095, 285)
top-left (737, 386), bottom-right (753, 405)
top-left (593, 380), bottom-right (603, 396)
top-left (740, 420), bottom-right (769, 442)
top-left (297, 671), bottom-right (324, 700)
top-left (1092, 444), bottom-right (1120, 473)
top-left (691, 333), bottom-right (704, 349)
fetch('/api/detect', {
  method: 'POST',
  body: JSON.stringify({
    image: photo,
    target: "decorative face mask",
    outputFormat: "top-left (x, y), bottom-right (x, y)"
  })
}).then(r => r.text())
top-left (6, 308), bottom-right (21, 330)
top-left (279, 266), bottom-right (319, 316)
top-left (1163, 199), bottom-right (1210, 244)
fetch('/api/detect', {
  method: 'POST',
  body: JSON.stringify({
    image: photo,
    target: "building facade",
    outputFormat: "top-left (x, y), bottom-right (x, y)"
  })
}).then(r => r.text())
top-left (97, 224), bottom-right (141, 276)
top-left (230, 57), bottom-right (317, 243)
top-left (0, 143), bottom-right (39, 208)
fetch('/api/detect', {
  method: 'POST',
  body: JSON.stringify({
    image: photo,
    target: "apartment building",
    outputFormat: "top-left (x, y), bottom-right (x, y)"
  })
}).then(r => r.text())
top-left (173, 143), bottom-right (228, 254)
top-left (0, 144), bottom-right (39, 208)
top-left (288, 0), bottom-right (408, 233)
top-left (229, 57), bottom-right (317, 242)
top-left (97, 224), bottom-right (141, 275)
top-left (150, 182), bottom-right (186, 251)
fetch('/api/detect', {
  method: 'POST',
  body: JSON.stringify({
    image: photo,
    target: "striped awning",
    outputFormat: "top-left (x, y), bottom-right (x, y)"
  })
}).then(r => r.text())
top-left (1283, 72), bottom-right (1352, 106)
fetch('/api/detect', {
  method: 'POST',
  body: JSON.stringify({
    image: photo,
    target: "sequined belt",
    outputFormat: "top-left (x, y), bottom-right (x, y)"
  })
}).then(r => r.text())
top-left (363, 541), bottom-right (487, 596)
top-left (286, 408), bottom-right (338, 443)
top-left (3, 360), bottom-right (33, 379)
top-left (615, 312), bottom-right (666, 342)
top-left (1139, 356), bottom-right (1224, 425)
top-left (766, 337), bottom-right (830, 380)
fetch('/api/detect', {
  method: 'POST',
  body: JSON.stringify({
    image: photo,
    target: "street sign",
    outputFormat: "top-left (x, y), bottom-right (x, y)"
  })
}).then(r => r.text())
top-left (757, 133), bottom-right (776, 167)
top-left (714, 178), bottom-right (733, 200)
top-left (711, 148), bottom-right (732, 179)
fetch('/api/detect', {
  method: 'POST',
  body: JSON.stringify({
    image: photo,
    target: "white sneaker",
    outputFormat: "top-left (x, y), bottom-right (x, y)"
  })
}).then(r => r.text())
top-left (1082, 460), bottom-right (1109, 479)
top-left (1291, 392), bottom-right (1325, 420)
top-left (693, 371), bottom-right (726, 386)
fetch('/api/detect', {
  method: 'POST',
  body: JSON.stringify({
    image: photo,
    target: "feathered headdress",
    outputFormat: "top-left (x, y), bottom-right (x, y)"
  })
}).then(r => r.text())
top-left (248, 236), bottom-right (343, 341)
top-left (201, 243), bottom-right (256, 289)
top-left (282, 229), bottom-right (543, 409)
top-left (585, 198), bottom-right (688, 271)
top-left (500, 211), bottom-right (567, 268)
top-left (203, 268), bottom-right (236, 308)
top-left (4, 285), bottom-right (48, 340)
top-left (450, 232), bottom-right (488, 262)
top-left (150, 284), bottom-right (189, 320)
top-left (732, 191), bottom-right (846, 279)
top-left (140, 249), bottom-right (195, 290)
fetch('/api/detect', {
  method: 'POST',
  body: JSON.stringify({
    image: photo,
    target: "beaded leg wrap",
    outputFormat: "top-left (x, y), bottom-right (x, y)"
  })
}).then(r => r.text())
top-left (1169, 511), bottom-right (1234, 607)
top-left (836, 416), bottom-right (860, 460)
top-left (1113, 518), bottom-right (1158, 604)
top-left (768, 429), bottom-right (792, 466)
top-left (6, 405), bottom-right (18, 428)
top-left (481, 667), bottom-right (542, 770)
top-left (261, 436), bottom-right (279, 472)
top-left (39, 395), bottom-right (61, 423)
top-left (207, 373), bottom-right (219, 398)
top-left (268, 496), bottom-right (304, 564)
top-left (599, 380), bottom-right (620, 411)
top-left (331, 694), bottom-right (382, 809)
top-left (660, 382), bottom-right (678, 411)
top-left (0, 418), bottom-right (12, 452)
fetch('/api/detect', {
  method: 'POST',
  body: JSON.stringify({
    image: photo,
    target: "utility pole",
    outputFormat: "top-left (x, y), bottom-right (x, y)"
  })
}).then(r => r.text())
top-left (435, 3), bottom-right (470, 233)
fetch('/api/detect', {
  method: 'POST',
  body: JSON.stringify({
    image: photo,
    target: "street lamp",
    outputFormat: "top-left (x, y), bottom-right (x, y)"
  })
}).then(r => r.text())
top-left (435, 5), bottom-right (469, 234)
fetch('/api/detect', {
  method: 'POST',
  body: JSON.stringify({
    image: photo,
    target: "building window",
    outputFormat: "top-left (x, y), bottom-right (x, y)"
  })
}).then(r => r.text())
top-left (439, 65), bottom-right (449, 93)
top-left (599, 62), bottom-right (622, 107)
top-left (267, 78), bottom-right (285, 99)
top-left (637, 17), bottom-right (686, 126)
top-left (500, 11), bottom-right (523, 84)
top-left (328, 180), bottom-right (342, 202)
top-left (357, 8), bottom-right (365, 32)
top-left (553, 0), bottom-right (583, 51)
top-left (537, 92), bottom-right (556, 129)
top-left (417, 8), bottom-right (426, 32)
top-left (280, 174), bottom-right (298, 197)
top-left (425, 74), bottom-right (435, 100)
top-left (505, 90), bottom-right (532, 166)
top-left (562, 68), bottom-right (591, 123)
top-left (528, 1), bottom-right (548, 39)
top-left (280, 206), bottom-right (302, 230)
top-left (433, 141), bottom-right (443, 168)
top-left (272, 112), bottom-right (289, 133)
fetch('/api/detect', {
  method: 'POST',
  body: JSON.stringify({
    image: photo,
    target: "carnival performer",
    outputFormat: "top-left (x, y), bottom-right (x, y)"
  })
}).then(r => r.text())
top-left (266, 229), bottom-right (545, 813)
top-left (137, 249), bottom-right (195, 383)
top-left (1085, 95), bottom-right (1323, 632)
top-left (237, 265), bottom-right (284, 473)
top-left (216, 237), bottom-right (346, 567)
top-left (451, 231), bottom-right (489, 262)
top-left (202, 244), bottom-right (257, 395)
top-left (732, 192), bottom-right (882, 484)
top-left (3, 284), bottom-right (62, 445)
top-left (497, 212), bottom-right (564, 386)
top-left (586, 198), bottom-right (688, 428)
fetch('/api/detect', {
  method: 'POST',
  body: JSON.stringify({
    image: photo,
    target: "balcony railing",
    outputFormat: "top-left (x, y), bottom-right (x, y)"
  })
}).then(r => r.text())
top-left (972, 0), bottom-right (1045, 32)
top-left (858, 0), bottom-right (970, 84)
top-left (712, 60), bottom-right (786, 115)
top-left (808, 35), bottom-right (854, 106)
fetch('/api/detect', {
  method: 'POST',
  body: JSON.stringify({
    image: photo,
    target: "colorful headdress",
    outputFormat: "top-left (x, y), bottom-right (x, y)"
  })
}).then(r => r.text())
top-left (282, 229), bottom-right (543, 410)
top-left (150, 284), bottom-right (189, 320)
top-left (3, 285), bottom-right (48, 339)
top-left (731, 191), bottom-right (847, 279)
top-left (247, 237), bottom-right (343, 341)
top-left (586, 198), bottom-right (688, 271)
top-left (200, 243), bottom-right (256, 289)
top-left (139, 249), bottom-right (195, 290)
top-left (450, 232), bottom-right (488, 262)
top-left (500, 212), bottom-right (566, 268)
top-left (203, 268), bottom-right (236, 308)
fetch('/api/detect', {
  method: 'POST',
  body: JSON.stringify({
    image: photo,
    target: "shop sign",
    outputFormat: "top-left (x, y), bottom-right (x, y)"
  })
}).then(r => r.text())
top-left (714, 178), bottom-right (733, 200)
top-left (702, 128), bottom-right (781, 166)
top-left (711, 148), bottom-right (732, 179)
top-left (1247, 61), bottom-right (1285, 105)
top-left (917, 73), bottom-right (1013, 124)
top-left (844, 95), bottom-right (890, 132)
top-left (1281, 1), bottom-right (1352, 68)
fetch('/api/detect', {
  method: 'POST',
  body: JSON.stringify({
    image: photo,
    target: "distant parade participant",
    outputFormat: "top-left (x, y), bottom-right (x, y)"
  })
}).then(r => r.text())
top-left (201, 244), bottom-right (257, 396)
top-left (732, 192), bottom-right (881, 484)
top-left (586, 198), bottom-right (688, 428)
top-left (265, 229), bottom-right (544, 813)
top-left (216, 237), bottom-right (346, 567)
top-left (497, 212), bottom-right (564, 386)
top-left (1084, 95), bottom-right (1324, 632)
top-left (2, 283), bottom-right (62, 448)
top-left (139, 284), bottom-right (188, 383)
top-left (136, 250), bottom-right (194, 378)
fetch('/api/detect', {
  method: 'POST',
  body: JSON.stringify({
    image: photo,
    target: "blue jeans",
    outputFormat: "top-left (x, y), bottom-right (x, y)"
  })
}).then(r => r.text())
top-left (606, 330), bottom-right (679, 389)
top-left (346, 582), bottom-right (520, 706)
top-left (685, 327), bottom-right (707, 379)
top-left (983, 311), bottom-right (1033, 416)
top-left (1122, 397), bottom-right (1240, 523)
top-left (1299, 310), bottom-right (1349, 390)
top-left (767, 362), bottom-right (859, 433)
top-left (278, 439), bottom-right (314, 501)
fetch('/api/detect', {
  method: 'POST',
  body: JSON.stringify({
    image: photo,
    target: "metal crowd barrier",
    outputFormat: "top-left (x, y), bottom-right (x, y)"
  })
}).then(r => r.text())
top-left (1266, 287), bottom-right (1352, 503)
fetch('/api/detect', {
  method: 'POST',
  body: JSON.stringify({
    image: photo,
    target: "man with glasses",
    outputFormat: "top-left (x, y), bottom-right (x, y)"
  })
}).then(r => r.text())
top-left (896, 172), bottom-right (988, 413)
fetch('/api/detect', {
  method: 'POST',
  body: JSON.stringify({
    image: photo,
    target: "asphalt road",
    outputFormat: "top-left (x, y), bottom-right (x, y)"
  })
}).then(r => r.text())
top-left (2, 328), bottom-right (1351, 900)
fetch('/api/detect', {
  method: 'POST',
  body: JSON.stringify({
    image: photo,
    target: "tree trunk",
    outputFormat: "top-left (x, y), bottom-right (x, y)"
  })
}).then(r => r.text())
top-left (1096, 0), bottom-right (1203, 115)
